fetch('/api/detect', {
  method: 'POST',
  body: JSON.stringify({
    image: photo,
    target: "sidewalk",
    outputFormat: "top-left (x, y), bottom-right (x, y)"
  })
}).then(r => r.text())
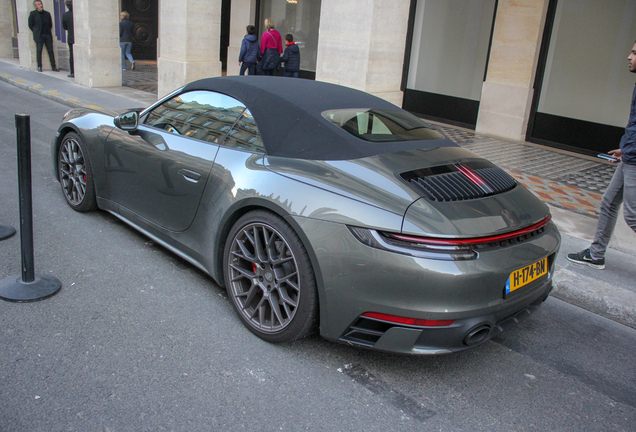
top-left (0, 57), bottom-right (634, 329)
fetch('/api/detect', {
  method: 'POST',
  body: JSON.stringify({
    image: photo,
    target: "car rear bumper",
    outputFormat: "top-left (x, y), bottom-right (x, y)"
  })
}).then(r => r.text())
top-left (338, 278), bottom-right (552, 354)
top-left (292, 216), bottom-right (560, 354)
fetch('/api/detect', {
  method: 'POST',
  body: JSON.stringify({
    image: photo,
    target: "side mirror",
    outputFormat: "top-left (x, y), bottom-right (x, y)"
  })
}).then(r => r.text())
top-left (114, 111), bottom-right (139, 131)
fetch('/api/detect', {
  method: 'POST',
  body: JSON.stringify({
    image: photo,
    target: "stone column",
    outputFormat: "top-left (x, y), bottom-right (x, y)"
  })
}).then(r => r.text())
top-left (314, 0), bottom-right (410, 106)
top-left (0, 0), bottom-right (15, 57)
top-left (157, 0), bottom-right (223, 98)
top-left (227, 0), bottom-right (257, 77)
top-left (16, 0), bottom-right (59, 70)
top-left (72, 0), bottom-right (121, 87)
top-left (475, 0), bottom-right (549, 142)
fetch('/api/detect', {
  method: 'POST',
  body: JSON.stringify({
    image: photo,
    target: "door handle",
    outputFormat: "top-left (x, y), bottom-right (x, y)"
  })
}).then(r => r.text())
top-left (178, 169), bottom-right (202, 183)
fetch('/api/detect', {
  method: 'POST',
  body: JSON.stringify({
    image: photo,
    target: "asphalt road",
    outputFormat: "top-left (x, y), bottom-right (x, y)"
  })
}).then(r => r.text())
top-left (1, 81), bottom-right (635, 431)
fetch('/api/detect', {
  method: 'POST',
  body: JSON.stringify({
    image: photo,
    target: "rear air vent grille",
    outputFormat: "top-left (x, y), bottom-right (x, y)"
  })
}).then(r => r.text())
top-left (400, 162), bottom-right (516, 202)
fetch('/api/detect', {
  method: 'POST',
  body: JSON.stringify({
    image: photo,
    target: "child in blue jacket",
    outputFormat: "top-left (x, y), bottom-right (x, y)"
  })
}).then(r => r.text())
top-left (280, 34), bottom-right (301, 77)
top-left (239, 25), bottom-right (259, 76)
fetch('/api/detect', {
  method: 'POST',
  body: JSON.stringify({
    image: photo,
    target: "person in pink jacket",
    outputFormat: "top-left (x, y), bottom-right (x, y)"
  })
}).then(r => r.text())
top-left (259, 17), bottom-right (283, 75)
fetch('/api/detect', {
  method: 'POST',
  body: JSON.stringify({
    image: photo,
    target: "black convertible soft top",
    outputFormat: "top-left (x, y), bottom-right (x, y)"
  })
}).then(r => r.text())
top-left (182, 76), bottom-right (455, 160)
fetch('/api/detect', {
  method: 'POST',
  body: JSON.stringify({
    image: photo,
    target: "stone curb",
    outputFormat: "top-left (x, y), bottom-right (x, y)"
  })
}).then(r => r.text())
top-left (552, 268), bottom-right (636, 330)
top-left (0, 73), bottom-right (116, 115)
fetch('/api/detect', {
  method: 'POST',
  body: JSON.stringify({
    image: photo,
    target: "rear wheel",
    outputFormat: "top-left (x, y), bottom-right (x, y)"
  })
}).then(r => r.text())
top-left (223, 210), bottom-right (318, 343)
top-left (58, 132), bottom-right (97, 212)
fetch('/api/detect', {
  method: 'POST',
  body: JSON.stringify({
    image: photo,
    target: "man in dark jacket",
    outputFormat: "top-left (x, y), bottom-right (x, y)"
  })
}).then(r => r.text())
top-left (28, 0), bottom-right (59, 72)
top-left (280, 34), bottom-right (300, 78)
top-left (568, 40), bottom-right (636, 269)
top-left (62, 0), bottom-right (74, 78)
top-left (239, 25), bottom-right (259, 76)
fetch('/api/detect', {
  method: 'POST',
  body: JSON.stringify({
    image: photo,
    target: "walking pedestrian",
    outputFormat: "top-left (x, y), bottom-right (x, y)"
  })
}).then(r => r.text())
top-left (280, 34), bottom-right (300, 78)
top-left (258, 18), bottom-right (282, 76)
top-left (28, 0), bottom-right (59, 72)
top-left (119, 11), bottom-right (135, 71)
top-left (567, 40), bottom-right (636, 269)
top-left (239, 25), bottom-right (259, 76)
top-left (62, 0), bottom-right (74, 78)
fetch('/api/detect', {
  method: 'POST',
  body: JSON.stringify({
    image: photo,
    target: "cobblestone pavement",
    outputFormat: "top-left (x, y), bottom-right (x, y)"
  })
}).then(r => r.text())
top-left (58, 48), bottom-right (158, 94)
top-left (122, 60), bottom-right (158, 94)
top-left (63, 53), bottom-right (612, 217)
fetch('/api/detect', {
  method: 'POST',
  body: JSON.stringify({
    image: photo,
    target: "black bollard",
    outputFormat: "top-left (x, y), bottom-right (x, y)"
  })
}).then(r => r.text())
top-left (0, 114), bottom-right (62, 302)
top-left (0, 224), bottom-right (16, 241)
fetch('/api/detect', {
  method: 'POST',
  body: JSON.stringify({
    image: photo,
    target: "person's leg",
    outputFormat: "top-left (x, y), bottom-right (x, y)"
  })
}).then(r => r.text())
top-left (292, 71), bottom-right (298, 78)
top-left (36, 39), bottom-right (44, 70)
top-left (43, 34), bottom-right (57, 69)
top-left (125, 43), bottom-right (134, 69)
top-left (589, 163), bottom-right (626, 259)
top-left (283, 70), bottom-right (290, 77)
top-left (239, 63), bottom-right (247, 75)
top-left (68, 43), bottom-right (74, 76)
top-left (120, 42), bottom-right (126, 69)
top-left (247, 63), bottom-right (256, 75)
top-left (262, 69), bottom-right (272, 76)
top-left (622, 163), bottom-right (636, 232)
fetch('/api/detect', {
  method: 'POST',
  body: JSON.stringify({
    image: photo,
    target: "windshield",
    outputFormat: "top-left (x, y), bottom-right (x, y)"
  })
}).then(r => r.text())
top-left (321, 109), bottom-right (445, 142)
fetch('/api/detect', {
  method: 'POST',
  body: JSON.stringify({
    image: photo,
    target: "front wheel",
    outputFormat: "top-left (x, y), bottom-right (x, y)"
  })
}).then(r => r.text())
top-left (58, 132), bottom-right (97, 212)
top-left (223, 210), bottom-right (318, 343)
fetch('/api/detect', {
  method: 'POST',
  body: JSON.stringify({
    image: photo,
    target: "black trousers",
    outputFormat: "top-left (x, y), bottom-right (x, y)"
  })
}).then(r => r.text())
top-left (36, 34), bottom-right (56, 69)
top-left (68, 42), bottom-right (74, 74)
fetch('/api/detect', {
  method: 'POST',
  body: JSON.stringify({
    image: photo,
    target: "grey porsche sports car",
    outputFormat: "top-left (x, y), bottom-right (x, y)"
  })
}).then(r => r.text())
top-left (51, 76), bottom-right (560, 355)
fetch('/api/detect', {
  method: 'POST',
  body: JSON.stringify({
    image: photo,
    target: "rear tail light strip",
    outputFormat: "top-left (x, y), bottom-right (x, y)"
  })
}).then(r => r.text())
top-left (348, 215), bottom-right (552, 261)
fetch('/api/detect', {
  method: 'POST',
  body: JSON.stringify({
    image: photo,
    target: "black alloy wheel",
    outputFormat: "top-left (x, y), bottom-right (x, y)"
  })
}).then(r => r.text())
top-left (224, 210), bottom-right (318, 343)
top-left (58, 132), bottom-right (97, 212)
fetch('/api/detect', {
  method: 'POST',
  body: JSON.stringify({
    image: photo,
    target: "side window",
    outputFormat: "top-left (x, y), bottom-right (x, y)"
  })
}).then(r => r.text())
top-left (221, 109), bottom-right (265, 153)
top-left (144, 91), bottom-right (245, 144)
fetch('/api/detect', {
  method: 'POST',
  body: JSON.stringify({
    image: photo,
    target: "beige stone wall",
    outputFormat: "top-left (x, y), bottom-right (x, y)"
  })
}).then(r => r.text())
top-left (227, 0), bottom-right (257, 77)
top-left (315, 0), bottom-right (410, 106)
top-left (0, 0), bottom-right (15, 57)
top-left (157, 0), bottom-right (223, 98)
top-left (16, 0), bottom-right (59, 70)
top-left (476, 0), bottom-right (549, 141)
top-left (73, 0), bottom-right (121, 87)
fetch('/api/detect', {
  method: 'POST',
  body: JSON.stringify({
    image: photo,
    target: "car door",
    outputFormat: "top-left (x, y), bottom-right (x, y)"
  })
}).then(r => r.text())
top-left (104, 90), bottom-right (246, 232)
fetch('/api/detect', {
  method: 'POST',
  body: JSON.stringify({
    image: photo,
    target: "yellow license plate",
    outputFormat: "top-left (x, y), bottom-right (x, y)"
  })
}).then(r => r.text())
top-left (506, 258), bottom-right (548, 295)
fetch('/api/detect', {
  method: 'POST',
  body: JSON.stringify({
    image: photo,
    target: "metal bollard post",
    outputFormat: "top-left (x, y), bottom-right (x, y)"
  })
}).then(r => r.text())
top-left (0, 114), bottom-right (62, 302)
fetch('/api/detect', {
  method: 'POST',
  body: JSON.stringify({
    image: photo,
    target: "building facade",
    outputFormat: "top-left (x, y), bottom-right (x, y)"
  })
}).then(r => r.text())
top-left (3, 0), bottom-right (636, 155)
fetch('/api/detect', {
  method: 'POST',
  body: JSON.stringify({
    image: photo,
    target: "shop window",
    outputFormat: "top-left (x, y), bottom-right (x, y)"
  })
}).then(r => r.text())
top-left (528, 0), bottom-right (636, 153)
top-left (404, 0), bottom-right (496, 127)
top-left (259, 0), bottom-right (321, 72)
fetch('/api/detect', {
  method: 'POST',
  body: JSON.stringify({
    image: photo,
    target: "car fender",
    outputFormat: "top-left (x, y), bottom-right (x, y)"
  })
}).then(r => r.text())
top-left (52, 114), bottom-right (117, 200)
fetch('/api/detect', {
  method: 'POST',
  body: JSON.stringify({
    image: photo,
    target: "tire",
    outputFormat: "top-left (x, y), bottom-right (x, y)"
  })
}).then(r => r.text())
top-left (223, 210), bottom-right (318, 343)
top-left (57, 132), bottom-right (97, 212)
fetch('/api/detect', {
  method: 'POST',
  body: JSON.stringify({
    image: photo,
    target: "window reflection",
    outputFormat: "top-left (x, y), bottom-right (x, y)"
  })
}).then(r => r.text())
top-left (222, 109), bottom-right (265, 153)
top-left (145, 91), bottom-right (246, 144)
top-left (322, 109), bottom-right (444, 142)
